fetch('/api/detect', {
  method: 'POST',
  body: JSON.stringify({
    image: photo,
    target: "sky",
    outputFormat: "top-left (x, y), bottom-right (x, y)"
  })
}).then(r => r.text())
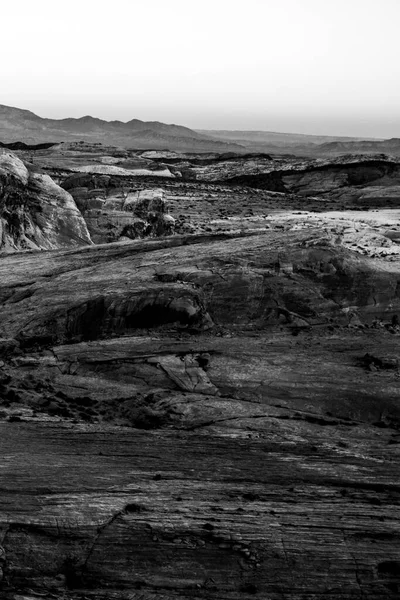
top-left (2, 0), bottom-right (400, 138)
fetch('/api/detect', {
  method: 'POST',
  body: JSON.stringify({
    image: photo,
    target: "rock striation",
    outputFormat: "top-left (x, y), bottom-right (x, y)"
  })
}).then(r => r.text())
top-left (0, 231), bottom-right (399, 598)
top-left (1, 229), bottom-right (400, 346)
top-left (62, 172), bottom-right (175, 243)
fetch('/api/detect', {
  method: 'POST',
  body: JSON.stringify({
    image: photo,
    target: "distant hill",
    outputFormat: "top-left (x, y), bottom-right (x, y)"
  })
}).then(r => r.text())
top-left (197, 129), bottom-right (387, 156)
top-left (317, 138), bottom-right (400, 155)
top-left (0, 104), bottom-right (246, 154)
top-left (197, 129), bottom-right (381, 144)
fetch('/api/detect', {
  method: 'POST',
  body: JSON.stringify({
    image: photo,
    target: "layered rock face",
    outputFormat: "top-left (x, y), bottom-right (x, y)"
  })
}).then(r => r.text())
top-left (14, 141), bottom-right (400, 214)
top-left (62, 172), bottom-right (175, 243)
top-left (0, 231), bottom-right (399, 598)
top-left (266, 160), bottom-right (400, 208)
top-left (1, 230), bottom-right (400, 347)
top-left (0, 152), bottom-right (92, 251)
top-left (190, 155), bottom-right (400, 209)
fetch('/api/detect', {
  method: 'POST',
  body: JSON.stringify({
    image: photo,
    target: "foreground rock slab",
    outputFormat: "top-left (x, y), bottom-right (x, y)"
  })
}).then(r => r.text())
top-left (0, 416), bottom-right (399, 599)
top-left (0, 231), bottom-right (399, 598)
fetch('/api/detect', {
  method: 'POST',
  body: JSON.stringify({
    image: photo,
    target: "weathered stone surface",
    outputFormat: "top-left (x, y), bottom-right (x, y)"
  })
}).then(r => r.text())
top-left (0, 230), bottom-right (398, 598)
top-left (0, 152), bottom-right (92, 251)
top-left (62, 174), bottom-right (175, 243)
top-left (0, 230), bottom-right (399, 347)
top-left (0, 386), bottom-right (399, 599)
top-left (0, 144), bottom-right (400, 599)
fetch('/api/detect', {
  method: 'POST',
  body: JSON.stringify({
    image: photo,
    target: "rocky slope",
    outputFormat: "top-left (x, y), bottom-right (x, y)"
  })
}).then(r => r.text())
top-left (0, 230), bottom-right (399, 598)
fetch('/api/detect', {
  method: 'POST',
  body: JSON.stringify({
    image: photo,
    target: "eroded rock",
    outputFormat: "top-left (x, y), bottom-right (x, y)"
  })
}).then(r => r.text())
top-left (62, 174), bottom-right (175, 243)
top-left (0, 152), bottom-right (92, 251)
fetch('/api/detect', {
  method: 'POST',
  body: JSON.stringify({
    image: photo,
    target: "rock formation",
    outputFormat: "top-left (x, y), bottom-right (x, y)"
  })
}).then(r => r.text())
top-left (0, 229), bottom-right (398, 598)
top-left (62, 172), bottom-right (175, 243)
top-left (0, 151), bottom-right (92, 251)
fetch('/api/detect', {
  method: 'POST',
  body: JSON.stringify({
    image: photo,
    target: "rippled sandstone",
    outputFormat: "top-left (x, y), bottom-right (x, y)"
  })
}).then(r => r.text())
top-left (0, 146), bottom-right (399, 599)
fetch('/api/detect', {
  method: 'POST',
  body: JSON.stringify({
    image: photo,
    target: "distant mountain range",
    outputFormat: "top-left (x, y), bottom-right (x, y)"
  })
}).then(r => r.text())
top-left (197, 129), bottom-right (400, 156)
top-left (315, 138), bottom-right (400, 155)
top-left (197, 129), bottom-right (382, 145)
top-left (0, 105), bottom-right (246, 153)
top-left (1, 104), bottom-right (399, 156)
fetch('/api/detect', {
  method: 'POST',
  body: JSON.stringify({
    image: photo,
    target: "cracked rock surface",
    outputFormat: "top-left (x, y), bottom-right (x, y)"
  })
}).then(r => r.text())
top-left (0, 229), bottom-right (399, 599)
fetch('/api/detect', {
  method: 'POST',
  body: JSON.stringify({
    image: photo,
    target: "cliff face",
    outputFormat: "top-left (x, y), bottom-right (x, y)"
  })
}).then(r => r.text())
top-left (0, 152), bottom-right (92, 251)
top-left (62, 172), bottom-right (175, 243)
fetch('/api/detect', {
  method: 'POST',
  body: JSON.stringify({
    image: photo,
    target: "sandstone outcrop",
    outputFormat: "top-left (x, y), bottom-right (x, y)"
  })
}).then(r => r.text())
top-left (0, 151), bottom-right (92, 251)
top-left (62, 172), bottom-right (175, 243)
top-left (0, 230), bottom-right (399, 598)
top-left (16, 142), bottom-right (400, 215)
top-left (195, 155), bottom-right (400, 209)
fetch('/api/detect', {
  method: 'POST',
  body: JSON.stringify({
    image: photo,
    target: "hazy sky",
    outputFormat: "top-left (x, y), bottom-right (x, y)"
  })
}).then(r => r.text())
top-left (2, 0), bottom-right (400, 137)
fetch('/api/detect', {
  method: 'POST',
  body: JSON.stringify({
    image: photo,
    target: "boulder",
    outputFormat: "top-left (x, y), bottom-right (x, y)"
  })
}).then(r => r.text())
top-left (0, 152), bottom-right (92, 251)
